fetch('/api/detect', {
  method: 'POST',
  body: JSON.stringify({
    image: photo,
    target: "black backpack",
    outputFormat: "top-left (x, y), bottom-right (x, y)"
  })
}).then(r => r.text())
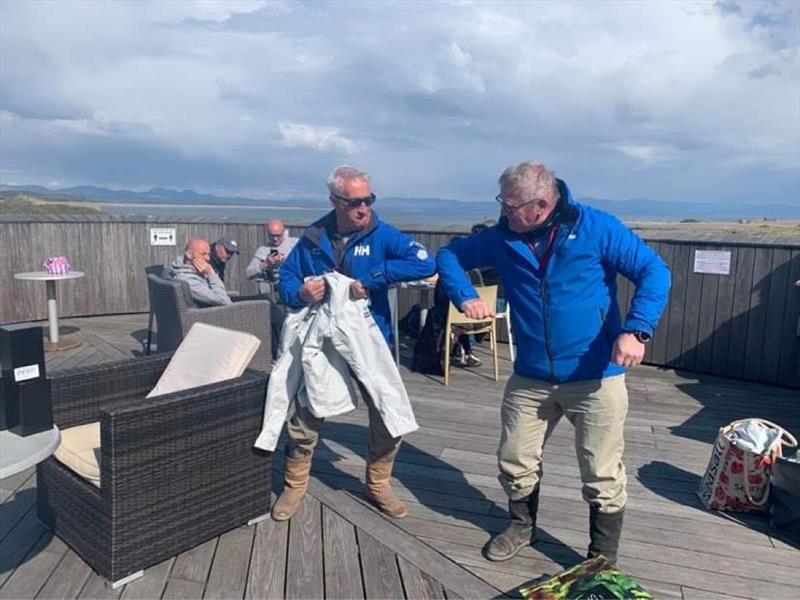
top-left (411, 281), bottom-right (449, 375)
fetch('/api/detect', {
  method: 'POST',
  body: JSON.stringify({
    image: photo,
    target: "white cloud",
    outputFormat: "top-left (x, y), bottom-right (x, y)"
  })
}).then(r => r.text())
top-left (278, 122), bottom-right (361, 154)
top-left (0, 0), bottom-right (796, 202)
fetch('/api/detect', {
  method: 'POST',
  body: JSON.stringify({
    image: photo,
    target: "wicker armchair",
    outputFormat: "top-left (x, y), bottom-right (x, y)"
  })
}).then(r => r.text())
top-left (36, 353), bottom-right (271, 586)
top-left (146, 273), bottom-right (272, 371)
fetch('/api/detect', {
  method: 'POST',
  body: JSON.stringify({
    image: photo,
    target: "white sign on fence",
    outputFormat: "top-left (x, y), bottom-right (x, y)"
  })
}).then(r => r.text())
top-left (149, 228), bottom-right (176, 246)
top-left (693, 250), bottom-right (731, 275)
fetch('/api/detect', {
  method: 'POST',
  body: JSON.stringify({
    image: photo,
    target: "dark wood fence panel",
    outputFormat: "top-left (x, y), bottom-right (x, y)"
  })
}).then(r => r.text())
top-left (709, 247), bottom-right (739, 377)
top-left (2, 218), bottom-right (798, 387)
top-left (778, 250), bottom-right (800, 386)
top-left (664, 243), bottom-right (691, 366)
top-left (743, 247), bottom-right (775, 381)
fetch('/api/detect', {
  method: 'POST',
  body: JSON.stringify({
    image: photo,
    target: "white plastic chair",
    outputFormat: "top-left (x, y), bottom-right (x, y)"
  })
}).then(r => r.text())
top-left (387, 285), bottom-right (400, 363)
top-left (493, 299), bottom-right (515, 362)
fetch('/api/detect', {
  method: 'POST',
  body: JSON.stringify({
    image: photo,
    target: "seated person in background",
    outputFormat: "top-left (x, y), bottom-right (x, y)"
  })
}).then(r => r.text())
top-left (246, 219), bottom-right (298, 300)
top-left (210, 235), bottom-right (240, 281)
top-left (170, 238), bottom-right (232, 307)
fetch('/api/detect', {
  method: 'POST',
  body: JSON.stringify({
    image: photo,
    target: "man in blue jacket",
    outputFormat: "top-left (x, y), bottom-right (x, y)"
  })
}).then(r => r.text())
top-left (272, 165), bottom-right (436, 522)
top-left (437, 161), bottom-right (671, 565)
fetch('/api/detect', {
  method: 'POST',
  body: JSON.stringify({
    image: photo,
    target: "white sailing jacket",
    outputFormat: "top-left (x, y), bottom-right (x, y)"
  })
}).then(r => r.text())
top-left (254, 272), bottom-right (418, 451)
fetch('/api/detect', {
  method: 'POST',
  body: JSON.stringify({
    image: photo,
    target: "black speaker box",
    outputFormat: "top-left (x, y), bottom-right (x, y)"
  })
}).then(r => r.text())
top-left (0, 323), bottom-right (49, 435)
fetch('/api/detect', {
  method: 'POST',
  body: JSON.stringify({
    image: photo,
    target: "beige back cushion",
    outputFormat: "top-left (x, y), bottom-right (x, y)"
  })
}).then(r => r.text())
top-left (147, 322), bottom-right (261, 398)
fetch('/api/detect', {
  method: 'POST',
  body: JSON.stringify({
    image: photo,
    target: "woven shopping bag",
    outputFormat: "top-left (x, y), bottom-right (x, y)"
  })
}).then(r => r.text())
top-left (697, 418), bottom-right (798, 512)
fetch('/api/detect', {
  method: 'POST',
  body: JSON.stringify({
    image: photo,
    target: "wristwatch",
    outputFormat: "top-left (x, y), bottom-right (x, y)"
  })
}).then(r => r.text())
top-left (630, 330), bottom-right (652, 344)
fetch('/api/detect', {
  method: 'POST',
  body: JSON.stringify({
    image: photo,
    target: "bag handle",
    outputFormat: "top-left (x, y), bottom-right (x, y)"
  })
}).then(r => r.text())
top-left (742, 447), bottom-right (774, 507)
top-left (724, 418), bottom-right (798, 449)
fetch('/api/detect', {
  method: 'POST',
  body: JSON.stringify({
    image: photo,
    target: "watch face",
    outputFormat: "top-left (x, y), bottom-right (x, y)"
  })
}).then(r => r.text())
top-left (635, 331), bottom-right (651, 343)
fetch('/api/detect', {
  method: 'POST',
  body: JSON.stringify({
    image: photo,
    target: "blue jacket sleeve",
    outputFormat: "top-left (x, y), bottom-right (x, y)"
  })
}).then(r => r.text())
top-left (601, 214), bottom-right (671, 334)
top-left (359, 227), bottom-right (436, 289)
top-left (436, 231), bottom-right (497, 309)
top-left (278, 239), bottom-right (306, 308)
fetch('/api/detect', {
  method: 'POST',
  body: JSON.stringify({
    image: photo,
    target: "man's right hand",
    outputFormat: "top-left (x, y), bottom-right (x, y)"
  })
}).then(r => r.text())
top-left (299, 278), bottom-right (326, 304)
top-left (263, 253), bottom-right (284, 269)
top-left (191, 256), bottom-right (214, 277)
top-left (462, 298), bottom-right (494, 319)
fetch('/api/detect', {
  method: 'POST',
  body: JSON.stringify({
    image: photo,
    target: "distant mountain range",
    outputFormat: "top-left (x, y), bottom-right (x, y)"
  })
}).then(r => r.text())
top-left (1, 183), bottom-right (797, 220)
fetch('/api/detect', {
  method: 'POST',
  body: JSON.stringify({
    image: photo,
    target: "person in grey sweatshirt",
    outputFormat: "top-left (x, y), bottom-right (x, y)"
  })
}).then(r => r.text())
top-left (246, 219), bottom-right (298, 300)
top-left (170, 238), bottom-right (232, 307)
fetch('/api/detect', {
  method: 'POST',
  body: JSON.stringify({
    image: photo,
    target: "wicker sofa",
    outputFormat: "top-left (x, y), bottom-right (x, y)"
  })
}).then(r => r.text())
top-left (146, 272), bottom-right (272, 372)
top-left (36, 353), bottom-right (271, 585)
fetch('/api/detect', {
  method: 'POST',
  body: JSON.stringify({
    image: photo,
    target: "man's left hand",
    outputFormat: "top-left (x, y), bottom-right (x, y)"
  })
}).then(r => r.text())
top-left (612, 333), bottom-right (645, 368)
top-left (350, 280), bottom-right (369, 300)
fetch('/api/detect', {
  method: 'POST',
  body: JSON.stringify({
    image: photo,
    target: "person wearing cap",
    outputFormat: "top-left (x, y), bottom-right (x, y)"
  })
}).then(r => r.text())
top-left (170, 238), bottom-right (232, 307)
top-left (246, 219), bottom-right (298, 301)
top-left (210, 235), bottom-right (240, 281)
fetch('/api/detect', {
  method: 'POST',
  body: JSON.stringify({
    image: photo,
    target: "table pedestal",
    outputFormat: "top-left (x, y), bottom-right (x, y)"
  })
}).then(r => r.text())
top-left (44, 280), bottom-right (81, 352)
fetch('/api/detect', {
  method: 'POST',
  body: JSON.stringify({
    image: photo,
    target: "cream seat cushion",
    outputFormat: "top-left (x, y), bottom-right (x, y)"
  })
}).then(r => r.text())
top-left (53, 422), bottom-right (101, 487)
top-left (53, 323), bottom-right (261, 486)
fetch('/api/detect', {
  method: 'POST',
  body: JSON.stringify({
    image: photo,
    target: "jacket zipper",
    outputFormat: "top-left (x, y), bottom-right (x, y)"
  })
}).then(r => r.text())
top-left (540, 278), bottom-right (556, 382)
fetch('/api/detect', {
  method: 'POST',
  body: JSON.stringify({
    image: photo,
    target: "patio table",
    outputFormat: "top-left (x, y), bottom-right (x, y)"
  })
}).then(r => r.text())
top-left (0, 426), bottom-right (60, 479)
top-left (14, 271), bottom-right (85, 351)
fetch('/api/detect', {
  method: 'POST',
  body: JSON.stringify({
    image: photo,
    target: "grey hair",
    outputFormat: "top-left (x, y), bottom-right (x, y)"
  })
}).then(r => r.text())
top-left (327, 165), bottom-right (371, 196)
top-left (498, 161), bottom-right (559, 201)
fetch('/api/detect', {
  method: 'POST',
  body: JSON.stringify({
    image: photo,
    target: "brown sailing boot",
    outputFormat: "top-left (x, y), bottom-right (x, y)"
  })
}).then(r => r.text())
top-left (365, 456), bottom-right (408, 519)
top-left (271, 456), bottom-right (313, 521)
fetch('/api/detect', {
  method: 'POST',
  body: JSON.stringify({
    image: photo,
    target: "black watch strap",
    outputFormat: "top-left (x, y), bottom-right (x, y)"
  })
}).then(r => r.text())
top-left (632, 330), bottom-right (652, 344)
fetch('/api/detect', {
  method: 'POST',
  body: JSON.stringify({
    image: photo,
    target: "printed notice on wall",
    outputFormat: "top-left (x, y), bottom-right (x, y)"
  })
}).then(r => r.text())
top-left (693, 250), bottom-right (731, 275)
top-left (150, 228), bottom-right (176, 246)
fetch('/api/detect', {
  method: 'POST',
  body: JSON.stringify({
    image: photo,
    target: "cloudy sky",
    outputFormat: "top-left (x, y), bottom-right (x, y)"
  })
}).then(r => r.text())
top-left (1, 0), bottom-right (798, 205)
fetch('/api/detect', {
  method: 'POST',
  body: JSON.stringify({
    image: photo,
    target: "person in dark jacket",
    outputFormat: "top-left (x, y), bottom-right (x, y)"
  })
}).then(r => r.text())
top-left (437, 161), bottom-right (671, 565)
top-left (272, 165), bottom-right (436, 523)
top-left (209, 235), bottom-right (239, 281)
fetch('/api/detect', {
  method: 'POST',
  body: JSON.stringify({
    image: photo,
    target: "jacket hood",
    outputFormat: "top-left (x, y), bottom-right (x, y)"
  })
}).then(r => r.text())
top-left (170, 256), bottom-right (194, 274)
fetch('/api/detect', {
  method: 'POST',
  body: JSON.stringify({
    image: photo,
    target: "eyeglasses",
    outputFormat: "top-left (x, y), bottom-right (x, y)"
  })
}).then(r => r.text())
top-left (495, 195), bottom-right (546, 212)
top-left (331, 192), bottom-right (376, 209)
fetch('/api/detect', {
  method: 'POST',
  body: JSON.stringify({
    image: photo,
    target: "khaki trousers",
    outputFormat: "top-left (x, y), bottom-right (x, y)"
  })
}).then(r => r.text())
top-left (498, 373), bottom-right (628, 512)
top-left (286, 383), bottom-right (403, 463)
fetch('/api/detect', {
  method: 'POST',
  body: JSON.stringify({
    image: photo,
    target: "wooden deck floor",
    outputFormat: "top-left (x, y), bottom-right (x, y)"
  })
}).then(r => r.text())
top-left (1, 314), bottom-right (799, 599)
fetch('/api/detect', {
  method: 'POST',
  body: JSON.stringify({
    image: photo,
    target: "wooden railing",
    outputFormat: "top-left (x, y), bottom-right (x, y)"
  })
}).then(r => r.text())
top-left (2, 214), bottom-right (798, 387)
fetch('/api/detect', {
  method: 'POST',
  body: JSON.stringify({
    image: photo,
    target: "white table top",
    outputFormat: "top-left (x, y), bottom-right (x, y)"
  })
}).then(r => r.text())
top-left (0, 426), bottom-right (61, 480)
top-left (14, 271), bottom-right (85, 281)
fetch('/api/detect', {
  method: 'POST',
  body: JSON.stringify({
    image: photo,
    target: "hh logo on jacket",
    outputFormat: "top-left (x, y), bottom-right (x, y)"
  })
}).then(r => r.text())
top-left (354, 244), bottom-right (370, 257)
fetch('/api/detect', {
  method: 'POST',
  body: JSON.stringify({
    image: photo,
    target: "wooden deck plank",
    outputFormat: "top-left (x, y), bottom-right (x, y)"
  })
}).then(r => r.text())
top-left (119, 558), bottom-right (173, 600)
top-left (35, 549), bottom-right (93, 600)
top-left (356, 530), bottom-right (405, 600)
top-left (322, 506), bottom-right (364, 600)
top-left (0, 474), bottom-right (38, 542)
top-left (308, 478), bottom-right (502, 599)
top-left (0, 526), bottom-right (67, 600)
top-left (245, 517), bottom-right (288, 600)
top-left (170, 537), bottom-right (218, 583)
top-left (77, 572), bottom-right (123, 600)
top-left (162, 577), bottom-right (206, 600)
top-left (203, 526), bottom-right (254, 600)
top-left (0, 509), bottom-right (51, 588)
top-left (397, 555), bottom-right (446, 600)
top-left (285, 496), bottom-right (323, 600)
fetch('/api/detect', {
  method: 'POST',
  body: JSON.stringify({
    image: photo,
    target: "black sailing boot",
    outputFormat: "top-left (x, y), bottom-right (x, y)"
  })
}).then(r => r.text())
top-left (587, 506), bottom-right (625, 565)
top-left (483, 487), bottom-right (540, 561)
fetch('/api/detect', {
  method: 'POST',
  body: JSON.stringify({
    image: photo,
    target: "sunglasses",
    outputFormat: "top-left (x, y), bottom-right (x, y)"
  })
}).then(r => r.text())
top-left (495, 195), bottom-right (547, 212)
top-left (331, 192), bottom-right (376, 209)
